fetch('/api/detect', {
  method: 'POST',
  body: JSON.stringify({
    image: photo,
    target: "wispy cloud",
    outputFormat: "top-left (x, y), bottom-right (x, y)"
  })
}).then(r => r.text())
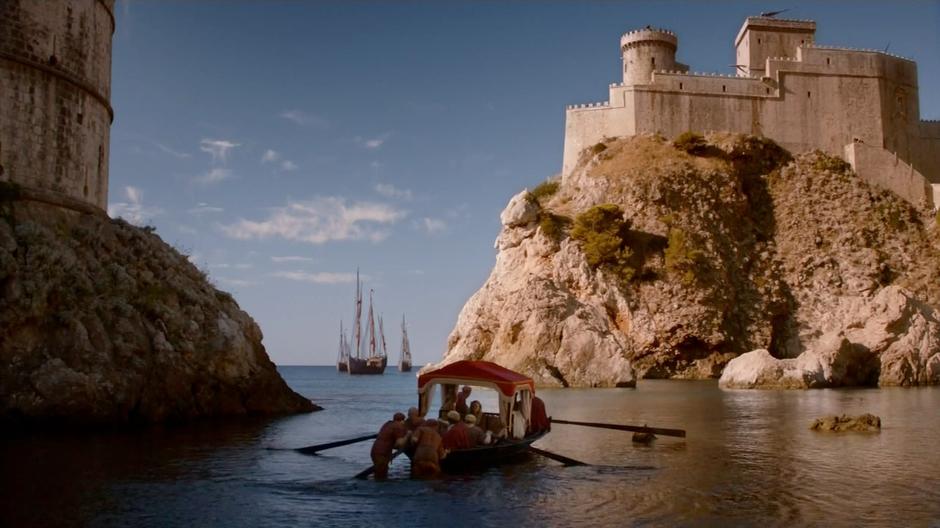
top-left (356, 133), bottom-right (390, 150)
top-left (280, 109), bottom-right (328, 128)
top-left (281, 160), bottom-right (298, 171)
top-left (177, 224), bottom-right (198, 235)
top-left (217, 277), bottom-right (259, 288)
top-left (261, 149), bottom-right (280, 163)
top-left (108, 186), bottom-right (163, 226)
top-left (209, 263), bottom-right (253, 270)
top-left (155, 142), bottom-right (191, 159)
top-left (195, 167), bottom-right (232, 185)
top-left (188, 202), bottom-right (224, 215)
top-left (272, 270), bottom-right (361, 284)
top-left (271, 255), bottom-right (316, 263)
top-left (374, 183), bottom-right (413, 200)
top-left (221, 196), bottom-right (406, 244)
top-left (200, 139), bottom-right (240, 163)
top-left (420, 217), bottom-right (447, 234)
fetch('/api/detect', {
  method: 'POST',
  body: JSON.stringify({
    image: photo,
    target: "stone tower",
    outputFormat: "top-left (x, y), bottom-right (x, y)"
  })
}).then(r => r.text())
top-left (0, 0), bottom-right (115, 214)
top-left (734, 17), bottom-right (815, 77)
top-left (620, 27), bottom-right (686, 85)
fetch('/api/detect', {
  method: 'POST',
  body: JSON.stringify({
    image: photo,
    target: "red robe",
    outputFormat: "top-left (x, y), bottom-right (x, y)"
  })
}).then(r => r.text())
top-left (528, 396), bottom-right (550, 434)
top-left (442, 421), bottom-right (472, 451)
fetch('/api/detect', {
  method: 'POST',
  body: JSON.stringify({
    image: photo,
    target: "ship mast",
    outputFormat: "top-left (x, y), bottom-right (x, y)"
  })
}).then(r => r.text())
top-left (367, 289), bottom-right (376, 358)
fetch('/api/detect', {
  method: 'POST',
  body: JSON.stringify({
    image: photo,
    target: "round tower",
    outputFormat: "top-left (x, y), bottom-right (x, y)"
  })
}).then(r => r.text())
top-left (620, 27), bottom-right (679, 85)
top-left (0, 0), bottom-right (115, 213)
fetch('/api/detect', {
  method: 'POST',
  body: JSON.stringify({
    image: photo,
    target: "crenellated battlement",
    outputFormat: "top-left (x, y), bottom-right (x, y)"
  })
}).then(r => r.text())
top-left (562, 15), bottom-right (940, 206)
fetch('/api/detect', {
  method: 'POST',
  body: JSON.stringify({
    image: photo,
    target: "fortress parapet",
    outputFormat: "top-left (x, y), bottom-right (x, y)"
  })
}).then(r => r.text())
top-left (0, 0), bottom-right (115, 213)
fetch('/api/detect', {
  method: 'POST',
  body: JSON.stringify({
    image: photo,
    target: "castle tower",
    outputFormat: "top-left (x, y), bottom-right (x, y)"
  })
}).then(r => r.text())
top-left (734, 17), bottom-right (815, 77)
top-left (620, 27), bottom-right (681, 85)
top-left (0, 0), bottom-right (115, 214)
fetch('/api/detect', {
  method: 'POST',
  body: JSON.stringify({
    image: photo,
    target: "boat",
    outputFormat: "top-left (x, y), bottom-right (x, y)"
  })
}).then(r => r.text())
top-left (409, 360), bottom-right (548, 472)
top-left (348, 283), bottom-right (387, 375)
top-left (398, 315), bottom-right (412, 372)
top-left (336, 321), bottom-right (349, 372)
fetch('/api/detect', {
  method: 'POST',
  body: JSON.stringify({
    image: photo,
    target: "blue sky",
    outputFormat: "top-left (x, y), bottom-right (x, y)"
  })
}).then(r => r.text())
top-left (108, 1), bottom-right (940, 366)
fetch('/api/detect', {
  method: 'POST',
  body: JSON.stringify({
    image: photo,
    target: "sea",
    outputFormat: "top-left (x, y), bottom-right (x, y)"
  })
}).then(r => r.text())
top-left (2, 366), bottom-right (939, 527)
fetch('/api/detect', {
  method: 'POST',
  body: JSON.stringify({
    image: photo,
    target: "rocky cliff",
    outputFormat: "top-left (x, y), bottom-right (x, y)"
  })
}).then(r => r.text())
top-left (440, 134), bottom-right (940, 388)
top-left (0, 196), bottom-right (317, 426)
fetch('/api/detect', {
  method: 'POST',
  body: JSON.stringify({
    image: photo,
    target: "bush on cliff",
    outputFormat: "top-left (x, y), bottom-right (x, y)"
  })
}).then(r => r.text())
top-left (530, 180), bottom-right (560, 203)
top-left (664, 226), bottom-right (707, 285)
top-left (539, 211), bottom-right (572, 242)
top-left (673, 131), bottom-right (708, 155)
top-left (571, 204), bottom-right (635, 285)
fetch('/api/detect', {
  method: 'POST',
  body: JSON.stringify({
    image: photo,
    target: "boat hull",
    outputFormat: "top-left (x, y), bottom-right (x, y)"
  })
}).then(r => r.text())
top-left (337, 361), bottom-right (348, 373)
top-left (399, 361), bottom-right (411, 372)
top-left (348, 356), bottom-right (386, 375)
top-left (407, 430), bottom-right (548, 473)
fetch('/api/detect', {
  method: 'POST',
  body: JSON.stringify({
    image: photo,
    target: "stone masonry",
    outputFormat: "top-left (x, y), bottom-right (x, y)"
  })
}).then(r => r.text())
top-left (0, 0), bottom-right (114, 214)
top-left (563, 17), bottom-right (940, 208)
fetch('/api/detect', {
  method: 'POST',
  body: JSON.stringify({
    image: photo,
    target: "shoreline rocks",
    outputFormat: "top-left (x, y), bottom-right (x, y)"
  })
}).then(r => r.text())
top-left (0, 201), bottom-right (318, 427)
top-left (810, 414), bottom-right (881, 432)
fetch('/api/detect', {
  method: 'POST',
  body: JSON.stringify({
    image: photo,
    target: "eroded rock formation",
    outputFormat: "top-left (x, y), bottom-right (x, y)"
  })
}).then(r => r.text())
top-left (438, 134), bottom-right (940, 388)
top-left (0, 199), bottom-right (317, 426)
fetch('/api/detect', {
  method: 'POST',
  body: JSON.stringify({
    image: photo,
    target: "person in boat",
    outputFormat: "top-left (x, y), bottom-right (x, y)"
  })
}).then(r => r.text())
top-left (370, 412), bottom-right (408, 480)
top-left (455, 386), bottom-right (472, 416)
top-left (404, 407), bottom-right (424, 432)
top-left (464, 414), bottom-right (487, 447)
top-left (468, 400), bottom-right (483, 425)
top-left (442, 410), bottom-right (472, 451)
top-left (412, 419), bottom-right (446, 478)
top-left (482, 413), bottom-right (507, 441)
top-left (528, 395), bottom-right (550, 435)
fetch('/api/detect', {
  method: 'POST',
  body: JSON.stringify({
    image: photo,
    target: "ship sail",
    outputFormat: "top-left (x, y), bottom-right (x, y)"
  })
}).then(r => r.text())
top-left (336, 320), bottom-right (348, 372)
top-left (347, 278), bottom-right (387, 374)
top-left (399, 315), bottom-right (412, 372)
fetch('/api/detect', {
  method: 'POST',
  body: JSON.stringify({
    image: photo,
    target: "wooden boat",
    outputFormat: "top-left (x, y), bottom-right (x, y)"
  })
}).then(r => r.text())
top-left (398, 315), bottom-right (412, 372)
top-left (348, 287), bottom-right (387, 375)
top-left (408, 360), bottom-right (549, 472)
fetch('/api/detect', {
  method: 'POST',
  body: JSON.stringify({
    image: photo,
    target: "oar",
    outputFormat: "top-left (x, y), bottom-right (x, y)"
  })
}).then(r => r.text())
top-left (354, 450), bottom-right (404, 479)
top-left (296, 433), bottom-right (378, 455)
top-left (552, 419), bottom-right (686, 438)
top-left (528, 446), bottom-right (589, 467)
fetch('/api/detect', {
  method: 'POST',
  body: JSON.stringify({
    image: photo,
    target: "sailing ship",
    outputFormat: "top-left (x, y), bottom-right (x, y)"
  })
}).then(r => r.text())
top-left (398, 315), bottom-right (412, 372)
top-left (336, 321), bottom-right (349, 372)
top-left (347, 273), bottom-right (387, 375)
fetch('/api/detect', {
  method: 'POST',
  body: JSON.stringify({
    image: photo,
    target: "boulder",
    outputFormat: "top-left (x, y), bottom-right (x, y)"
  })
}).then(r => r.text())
top-left (499, 190), bottom-right (539, 227)
top-left (810, 414), bottom-right (881, 432)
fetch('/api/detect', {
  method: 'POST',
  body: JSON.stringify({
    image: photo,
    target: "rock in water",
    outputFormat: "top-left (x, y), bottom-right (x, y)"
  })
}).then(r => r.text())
top-left (0, 201), bottom-right (318, 426)
top-left (438, 133), bottom-right (940, 387)
top-left (810, 414), bottom-right (881, 432)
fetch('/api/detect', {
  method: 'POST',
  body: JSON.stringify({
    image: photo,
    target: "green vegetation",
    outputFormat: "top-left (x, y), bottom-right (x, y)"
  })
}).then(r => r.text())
top-left (673, 131), bottom-right (708, 155)
top-left (530, 180), bottom-right (560, 202)
top-left (812, 152), bottom-right (852, 174)
top-left (664, 227), bottom-right (707, 285)
top-left (590, 142), bottom-right (608, 155)
top-left (539, 212), bottom-right (572, 242)
top-left (571, 204), bottom-right (635, 286)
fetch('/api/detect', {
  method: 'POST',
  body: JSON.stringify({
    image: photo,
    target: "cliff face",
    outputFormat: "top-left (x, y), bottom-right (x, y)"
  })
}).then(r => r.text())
top-left (441, 134), bottom-right (940, 387)
top-left (0, 198), bottom-right (317, 426)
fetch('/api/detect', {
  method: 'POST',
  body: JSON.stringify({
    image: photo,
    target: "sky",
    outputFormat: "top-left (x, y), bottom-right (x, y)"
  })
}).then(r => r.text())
top-left (108, 1), bottom-right (940, 366)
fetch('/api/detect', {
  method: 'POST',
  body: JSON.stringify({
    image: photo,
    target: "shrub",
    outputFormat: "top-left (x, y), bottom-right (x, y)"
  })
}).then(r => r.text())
top-left (673, 132), bottom-right (708, 155)
top-left (571, 204), bottom-right (635, 285)
top-left (539, 212), bottom-right (571, 242)
top-left (530, 180), bottom-right (560, 202)
top-left (664, 227), bottom-right (707, 285)
top-left (590, 142), bottom-right (608, 155)
top-left (812, 152), bottom-right (852, 174)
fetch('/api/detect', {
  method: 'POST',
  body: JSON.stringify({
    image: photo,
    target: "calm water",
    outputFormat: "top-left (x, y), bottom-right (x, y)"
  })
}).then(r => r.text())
top-left (2, 366), bottom-right (939, 527)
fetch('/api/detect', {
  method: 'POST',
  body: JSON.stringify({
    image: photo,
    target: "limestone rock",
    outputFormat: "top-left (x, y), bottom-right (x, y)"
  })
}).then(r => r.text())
top-left (499, 190), bottom-right (539, 228)
top-left (0, 201), bottom-right (318, 426)
top-left (810, 414), bottom-right (881, 432)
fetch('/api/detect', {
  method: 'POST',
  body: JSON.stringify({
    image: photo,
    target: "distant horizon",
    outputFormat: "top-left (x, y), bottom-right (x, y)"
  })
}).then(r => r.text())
top-left (108, 1), bottom-right (940, 366)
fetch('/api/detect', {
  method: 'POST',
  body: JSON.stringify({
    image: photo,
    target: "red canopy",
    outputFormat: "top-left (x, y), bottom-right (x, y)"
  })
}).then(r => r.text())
top-left (418, 360), bottom-right (535, 397)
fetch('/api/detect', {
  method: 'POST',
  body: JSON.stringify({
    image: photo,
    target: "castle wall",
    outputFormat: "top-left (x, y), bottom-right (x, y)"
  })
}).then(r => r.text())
top-left (0, 0), bottom-right (114, 212)
top-left (915, 122), bottom-right (940, 184)
top-left (562, 102), bottom-right (635, 177)
top-left (845, 141), bottom-right (934, 208)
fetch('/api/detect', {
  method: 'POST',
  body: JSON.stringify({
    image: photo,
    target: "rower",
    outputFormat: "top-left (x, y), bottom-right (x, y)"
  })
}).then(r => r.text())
top-left (442, 410), bottom-right (472, 451)
top-left (412, 419), bottom-right (445, 478)
top-left (370, 412), bottom-right (408, 480)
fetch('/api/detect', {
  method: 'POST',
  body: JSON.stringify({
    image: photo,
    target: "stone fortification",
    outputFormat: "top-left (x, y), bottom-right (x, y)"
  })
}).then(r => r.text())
top-left (563, 16), bottom-right (940, 209)
top-left (0, 0), bottom-right (114, 213)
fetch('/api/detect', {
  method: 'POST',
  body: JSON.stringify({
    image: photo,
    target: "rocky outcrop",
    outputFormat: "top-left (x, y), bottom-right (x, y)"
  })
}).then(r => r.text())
top-left (0, 199), bottom-right (318, 426)
top-left (721, 286), bottom-right (940, 389)
top-left (810, 414), bottom-right (881, 432)
top-left (438, 133), bottom-right (940, 387)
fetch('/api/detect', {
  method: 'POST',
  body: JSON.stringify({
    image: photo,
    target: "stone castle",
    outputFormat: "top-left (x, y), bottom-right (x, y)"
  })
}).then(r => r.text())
top-left (563, 16), bottom-right (940, 208)
top-left (0, 0), bottom-right (114, 214)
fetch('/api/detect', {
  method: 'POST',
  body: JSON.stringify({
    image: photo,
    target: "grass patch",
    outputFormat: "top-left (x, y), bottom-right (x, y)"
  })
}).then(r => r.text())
top-left (571, 204), bottom-right (635, 286)
top-left (664, 227), bottom-right (707, 285)
top-left (812, 152), bottom-right (852, 174)
top-left (539, 212), bottom-right (572, 242)
top-left (530, 180), bottom-right (560, 202)
top-left (673, 132), bottom-right (708, 155)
